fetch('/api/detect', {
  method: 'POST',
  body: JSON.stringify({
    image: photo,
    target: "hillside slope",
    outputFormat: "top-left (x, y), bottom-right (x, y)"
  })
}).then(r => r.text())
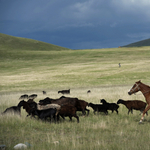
top-left (0, 33), bottom-right (70, 50)
top-left (123, 38), bottom-right (150, 47)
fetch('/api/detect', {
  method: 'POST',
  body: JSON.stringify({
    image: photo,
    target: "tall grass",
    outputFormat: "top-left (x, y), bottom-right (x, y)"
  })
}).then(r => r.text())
top-left (1, 86), bottom-right (150, 150)
top-left (1, 46), bottom-right (150, 149)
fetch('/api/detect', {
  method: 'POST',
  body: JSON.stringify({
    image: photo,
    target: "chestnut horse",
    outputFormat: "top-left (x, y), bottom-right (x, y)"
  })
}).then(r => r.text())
top-left (128, 80), bottom-right (150, 123)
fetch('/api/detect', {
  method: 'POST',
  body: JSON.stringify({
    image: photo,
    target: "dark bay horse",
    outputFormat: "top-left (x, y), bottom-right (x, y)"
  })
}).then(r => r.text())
top-left (128, 80), bottom-right (150, 123)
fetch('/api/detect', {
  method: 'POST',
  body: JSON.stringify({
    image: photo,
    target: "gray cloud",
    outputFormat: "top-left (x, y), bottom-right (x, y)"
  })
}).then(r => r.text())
top-left (1, 0), bottom-right (150, 49)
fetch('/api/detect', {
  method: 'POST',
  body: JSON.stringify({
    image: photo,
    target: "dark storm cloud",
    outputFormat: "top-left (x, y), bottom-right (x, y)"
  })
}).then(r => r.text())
top-left (1, 0), bottom-right (150, 49)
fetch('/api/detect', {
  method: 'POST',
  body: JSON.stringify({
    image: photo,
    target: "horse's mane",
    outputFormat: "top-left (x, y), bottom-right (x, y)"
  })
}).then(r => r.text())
top-left (140, 81), bottom-right (150, 89)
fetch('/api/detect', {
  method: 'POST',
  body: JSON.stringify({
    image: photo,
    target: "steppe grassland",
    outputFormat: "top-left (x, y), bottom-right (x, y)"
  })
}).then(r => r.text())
top-left (1, 47), bottom-right (150, 92)
top-left (0, 85), bottom-right (149, 150)
top-left (1, 47), bottom-right (150, 149)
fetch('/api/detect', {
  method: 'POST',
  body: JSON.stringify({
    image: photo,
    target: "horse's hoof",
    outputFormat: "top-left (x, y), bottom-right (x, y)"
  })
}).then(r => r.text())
top-left (139, 121), bottom-right (143, 124)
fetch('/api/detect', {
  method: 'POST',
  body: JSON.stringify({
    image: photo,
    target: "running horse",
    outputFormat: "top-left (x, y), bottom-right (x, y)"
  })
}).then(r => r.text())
top-left (128, 80), bottom-right (150, 123)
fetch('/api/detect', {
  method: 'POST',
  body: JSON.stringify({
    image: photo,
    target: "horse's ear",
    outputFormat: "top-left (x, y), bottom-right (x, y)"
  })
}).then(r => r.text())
top-left (136, 80), bottom-right (141, 84)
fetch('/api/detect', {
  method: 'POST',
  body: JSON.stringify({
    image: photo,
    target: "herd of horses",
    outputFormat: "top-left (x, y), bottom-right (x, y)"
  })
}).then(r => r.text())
top-left (1, 80), bottom-right (150, 124)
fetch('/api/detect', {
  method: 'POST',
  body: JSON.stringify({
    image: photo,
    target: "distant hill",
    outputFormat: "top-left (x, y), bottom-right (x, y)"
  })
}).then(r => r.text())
top-left (123, 38), bottom-right (150, 47)
top-left (0, 33), bottom-right (70, 51)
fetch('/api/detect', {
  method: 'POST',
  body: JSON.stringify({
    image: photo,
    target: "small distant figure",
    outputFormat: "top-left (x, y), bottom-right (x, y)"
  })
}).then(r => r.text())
top-left (87, 90), bottom-right (91, 94)
top-left (119, 63), bottom-right (121, 68)
top-left (43, 91), bottom-right (46, 95)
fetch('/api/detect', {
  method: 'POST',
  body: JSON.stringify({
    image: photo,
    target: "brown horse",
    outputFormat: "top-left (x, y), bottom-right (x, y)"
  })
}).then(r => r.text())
top-left (128, 80), bottom-right (150, 123)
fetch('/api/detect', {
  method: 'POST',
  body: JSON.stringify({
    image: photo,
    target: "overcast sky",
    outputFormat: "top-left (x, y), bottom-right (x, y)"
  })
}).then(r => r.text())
top-left (1, 0), bottom-right (150, 49)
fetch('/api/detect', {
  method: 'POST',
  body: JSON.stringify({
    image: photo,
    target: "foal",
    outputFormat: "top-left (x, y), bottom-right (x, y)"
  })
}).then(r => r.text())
top-left (2, 100), bottom-right (23, 116)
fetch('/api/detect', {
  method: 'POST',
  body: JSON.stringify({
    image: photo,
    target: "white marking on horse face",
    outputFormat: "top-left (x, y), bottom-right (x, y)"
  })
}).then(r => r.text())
top-left (128, 88), bottom-right (131, 93)
top-left (128, 86), bottom-right (133, 93)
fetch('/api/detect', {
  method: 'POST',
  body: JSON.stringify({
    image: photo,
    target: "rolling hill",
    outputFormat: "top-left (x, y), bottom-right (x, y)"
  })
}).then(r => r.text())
top-left (123, 38), bottom-right (150, 47)
top-left (0, 33), bottom-right (70, 51)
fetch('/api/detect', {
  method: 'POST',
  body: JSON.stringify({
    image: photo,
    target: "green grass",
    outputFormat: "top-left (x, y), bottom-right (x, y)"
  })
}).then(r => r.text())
top-left (1, 47), bottom-right (150, 92)
top-left (0, 88), bottom-right (150, 150)
top-left (1, 43), bottom-right (150, 149)
top-left (0, 33), bottom-right (70, 51)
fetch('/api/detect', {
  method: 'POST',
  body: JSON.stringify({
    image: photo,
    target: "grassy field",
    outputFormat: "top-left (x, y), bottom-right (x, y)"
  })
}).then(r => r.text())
top-left (1, 46), bottom-right (150, 149)
top-left (0, 33), bottom-right (70, 51)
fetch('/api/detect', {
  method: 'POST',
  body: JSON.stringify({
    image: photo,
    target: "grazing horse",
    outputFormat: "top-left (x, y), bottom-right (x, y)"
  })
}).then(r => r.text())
top-left (128, 80), bottom-right (150, 123)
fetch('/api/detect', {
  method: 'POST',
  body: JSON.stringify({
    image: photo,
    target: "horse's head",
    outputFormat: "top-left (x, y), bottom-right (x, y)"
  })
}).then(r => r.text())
top-left (128, 80), bottom-right (141, 95)
top-left (17, 100), bottom-right (25, 107)
top-left (100, 99), bottom-right (106, 104)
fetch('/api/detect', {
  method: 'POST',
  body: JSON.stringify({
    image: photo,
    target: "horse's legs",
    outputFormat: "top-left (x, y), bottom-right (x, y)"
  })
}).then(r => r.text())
top-left (131, 109), bottom-right (133, 114)
top-left (86, 109), bottom-right (90, 116)
top-left (139, 104), bottom-right (150, 123)
top-left (69, 116), bottom-right (72, 121)
top-left (128, 109), bottom-right (130, 115)
top-left (93, 110), bottom-right (96, 114)
top-left (139, 110), bottom-right (142, 115)
top-left (73, 115), bottom-right (79, 123)
top-left (82, 110), bottom-right (86, 116)
top-left (116, 109), bottom-right (118, 114)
